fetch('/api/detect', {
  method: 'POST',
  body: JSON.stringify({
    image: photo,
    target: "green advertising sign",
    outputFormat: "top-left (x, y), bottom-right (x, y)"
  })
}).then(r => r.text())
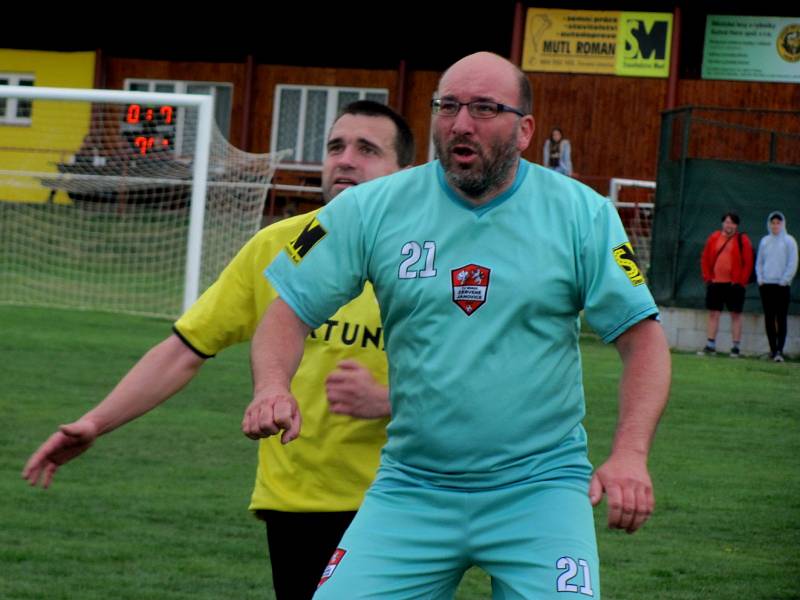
top-left (702, 15), bottom-right (800, 83)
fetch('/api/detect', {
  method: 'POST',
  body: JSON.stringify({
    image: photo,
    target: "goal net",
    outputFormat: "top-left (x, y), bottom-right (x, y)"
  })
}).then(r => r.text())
top-left (0, 86), bottom-right (284, 318)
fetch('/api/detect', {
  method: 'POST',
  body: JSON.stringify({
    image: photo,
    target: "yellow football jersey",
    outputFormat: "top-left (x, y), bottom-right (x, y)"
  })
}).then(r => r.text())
top-left (174, 210), bottom-right (388, 511)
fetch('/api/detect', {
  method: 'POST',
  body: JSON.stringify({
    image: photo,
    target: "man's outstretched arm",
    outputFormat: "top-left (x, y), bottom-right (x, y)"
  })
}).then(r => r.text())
top-left (589, 318), bottom-right (671, 533)
top-left (22, 335), bottom-right (205, 488)
top-left (243, 297), bottom-right (311, 444)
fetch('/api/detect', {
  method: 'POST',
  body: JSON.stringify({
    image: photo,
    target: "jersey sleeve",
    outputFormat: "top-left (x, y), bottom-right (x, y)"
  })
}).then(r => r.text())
top-left (174, 234), bottom-right (278, 357)
top-left (265, 191), bottom-right (368, 329)
top-left (580, 199), bottom-right (659, 343)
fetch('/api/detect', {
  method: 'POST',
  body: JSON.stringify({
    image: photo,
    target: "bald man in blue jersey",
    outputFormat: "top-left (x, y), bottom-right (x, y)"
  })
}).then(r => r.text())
top-left (245, 52), bottom-right (671, 599)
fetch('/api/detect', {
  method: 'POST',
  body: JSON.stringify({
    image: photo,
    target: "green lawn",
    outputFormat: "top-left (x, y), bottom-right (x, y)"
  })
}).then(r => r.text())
top-left (1, 305), bottom-right (797, 599)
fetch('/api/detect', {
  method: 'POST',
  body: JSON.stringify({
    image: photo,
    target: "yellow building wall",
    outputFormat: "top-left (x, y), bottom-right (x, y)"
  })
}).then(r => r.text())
top-left (0, 49), bottom-right (96, 203)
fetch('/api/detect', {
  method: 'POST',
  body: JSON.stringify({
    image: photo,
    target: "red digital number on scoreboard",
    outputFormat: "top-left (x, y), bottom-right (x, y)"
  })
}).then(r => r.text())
top-left (124, 103), bottom-right (175, 156)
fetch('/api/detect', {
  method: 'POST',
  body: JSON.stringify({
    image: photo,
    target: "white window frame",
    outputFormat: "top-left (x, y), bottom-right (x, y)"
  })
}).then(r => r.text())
top-left (271, 85), bottom-right (390, 165)
top-left (0, 73), bottom-right (35, 125)
top-left (123, 79), bottom-right (233, 154)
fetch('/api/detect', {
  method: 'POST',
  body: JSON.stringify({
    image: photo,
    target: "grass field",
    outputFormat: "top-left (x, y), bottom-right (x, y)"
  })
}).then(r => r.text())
top-left (1, 305), bottom-right (798, 599)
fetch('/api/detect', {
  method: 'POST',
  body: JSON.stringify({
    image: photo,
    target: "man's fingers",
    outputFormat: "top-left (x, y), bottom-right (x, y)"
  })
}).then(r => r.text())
top-left (42, 463), bottom-right (58, 489)
top-left (326, 385), bottom-right (351, 404)
top-left (22, 461), bottom-right (42, 486)
top-left (280, 411), bottom-right (302, 444)
top-left (605, 483), bottom-right (623, 529)
top-left (22, 431), bottom-right (65, 483)
top-left (336, 359), bottom-right (360, 370)
top-left (242, 402), bottom-right (278, 439)
top-left (22, 454), bottom-right (41, 482)
top-left (274, 400), bottom-right (301, 444)
top-left (242, 395), bottom-right (300, 442)
top-left (588, 473), bottom-right (603, 506)
top-left (272, 401), bottom-right (295, 430)
top-left (616, 486), bottom-right (636, 531)
top-left (628, 484), bottom-right (654, 533)
top-left (605, 482), bottom-right (653, 532)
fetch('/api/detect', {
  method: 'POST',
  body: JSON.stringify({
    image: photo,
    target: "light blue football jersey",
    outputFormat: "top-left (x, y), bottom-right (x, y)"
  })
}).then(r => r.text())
top-left (266, 159), bottom-right (658, 489)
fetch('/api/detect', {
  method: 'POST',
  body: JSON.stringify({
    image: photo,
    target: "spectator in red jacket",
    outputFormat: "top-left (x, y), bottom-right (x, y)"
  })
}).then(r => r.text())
top-left (698, 211), bottom-right (754, 357)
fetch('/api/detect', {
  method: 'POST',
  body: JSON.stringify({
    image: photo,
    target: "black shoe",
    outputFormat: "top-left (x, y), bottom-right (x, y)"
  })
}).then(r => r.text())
top-left (697, 345), bottom-right (716, 356)
top-left (729, 347), bottom-right (740, 358)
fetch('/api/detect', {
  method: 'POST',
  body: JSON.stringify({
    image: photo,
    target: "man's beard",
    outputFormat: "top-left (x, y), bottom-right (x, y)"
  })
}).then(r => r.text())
top-left (434, 131), bottom-right (518, 200)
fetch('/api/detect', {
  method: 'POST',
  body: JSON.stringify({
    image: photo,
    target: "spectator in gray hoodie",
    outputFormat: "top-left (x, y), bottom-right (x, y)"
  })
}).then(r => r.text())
top-left (755, 211), bottom-right (798, 362)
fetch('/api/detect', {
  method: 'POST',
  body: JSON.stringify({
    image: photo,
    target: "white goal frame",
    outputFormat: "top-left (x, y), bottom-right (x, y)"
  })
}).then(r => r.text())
top-left (0, 85), bottom-right (214, 312)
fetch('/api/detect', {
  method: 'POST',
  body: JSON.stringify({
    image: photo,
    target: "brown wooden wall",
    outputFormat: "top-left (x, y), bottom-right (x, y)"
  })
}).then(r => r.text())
top-left (402, 70), bottom-right (440, 164)
top-left (669, 81), bottom-right (800, 166)
top-left (103, 56), bottom-right (799, 190)
top-left (677, 80), bottom-right (800, 114)
top-left (525, 73), bottom-right (668, 188)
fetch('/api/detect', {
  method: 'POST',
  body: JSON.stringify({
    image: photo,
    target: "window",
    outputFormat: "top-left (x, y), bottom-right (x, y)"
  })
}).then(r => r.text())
top-left (0, 73), bottom-right (35, 125)
top-left (271, 85), bottom-right (389, 164)
top-left (124, 79), bottom-right (233, 155)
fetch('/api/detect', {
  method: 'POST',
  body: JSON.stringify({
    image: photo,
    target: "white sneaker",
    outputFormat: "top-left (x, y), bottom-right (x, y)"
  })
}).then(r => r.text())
top-left (774, 352), bottom-right (785, 363)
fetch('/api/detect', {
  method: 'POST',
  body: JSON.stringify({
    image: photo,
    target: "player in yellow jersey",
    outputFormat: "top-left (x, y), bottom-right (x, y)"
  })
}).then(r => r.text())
top-left (23, 100), bottom-right (415, 600)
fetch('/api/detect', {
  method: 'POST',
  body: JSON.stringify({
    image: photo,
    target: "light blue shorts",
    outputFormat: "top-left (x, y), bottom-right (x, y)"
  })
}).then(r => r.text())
top-left (313, 468), bottom-right (599, 599)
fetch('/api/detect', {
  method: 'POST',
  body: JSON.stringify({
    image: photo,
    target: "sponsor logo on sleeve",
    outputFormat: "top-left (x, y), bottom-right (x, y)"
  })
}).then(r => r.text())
top-left (317, 548), bottom-right (347, 588)
top-left (451, 264), bottom-right (491, 315)
top-left (612, 242), bottom-right (645, 286)
top-left (285, 217), bottom-right (327, 264)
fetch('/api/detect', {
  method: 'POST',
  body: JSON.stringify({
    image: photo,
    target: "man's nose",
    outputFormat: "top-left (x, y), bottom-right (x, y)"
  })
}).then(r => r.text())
top-left (332, 145), bottom-right (358, 168)
top-left (450, 105), bottom-right (477, 135)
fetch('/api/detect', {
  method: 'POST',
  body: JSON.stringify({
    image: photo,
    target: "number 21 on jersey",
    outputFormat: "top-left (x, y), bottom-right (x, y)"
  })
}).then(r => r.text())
top-left (398, 241), bottom-right (437, 279)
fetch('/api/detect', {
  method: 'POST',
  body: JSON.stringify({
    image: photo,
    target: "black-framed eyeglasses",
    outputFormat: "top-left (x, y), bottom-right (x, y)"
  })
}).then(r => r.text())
top-left (431, 98), bottom-right (525, 119)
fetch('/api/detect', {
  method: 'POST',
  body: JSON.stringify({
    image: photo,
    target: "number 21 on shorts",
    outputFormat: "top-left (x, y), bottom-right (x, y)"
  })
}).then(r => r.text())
top-left (556, 556), bottom-right (595, 596)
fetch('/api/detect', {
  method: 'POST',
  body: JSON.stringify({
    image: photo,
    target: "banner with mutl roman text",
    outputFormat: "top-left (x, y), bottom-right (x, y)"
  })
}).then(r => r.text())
top-left (522, 8), bottom-right (673, 78)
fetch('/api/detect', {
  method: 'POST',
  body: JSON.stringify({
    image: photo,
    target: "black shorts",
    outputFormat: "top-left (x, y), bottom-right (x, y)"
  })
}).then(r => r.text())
top-left (705, 282), bottom-right (745, 313)
top-left (257, 509), bottom-right (357, 600)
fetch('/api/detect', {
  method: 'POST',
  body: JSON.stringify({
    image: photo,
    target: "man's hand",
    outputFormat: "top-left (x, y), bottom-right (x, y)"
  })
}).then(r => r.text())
top-left (325, 360), bottom-right (390, 419)
top-left (242, 388), bottom-right (302, 444)
top-left (22, 420), bottom-right (100, 489)
top-left (589, 449), bottom-right (654, 534)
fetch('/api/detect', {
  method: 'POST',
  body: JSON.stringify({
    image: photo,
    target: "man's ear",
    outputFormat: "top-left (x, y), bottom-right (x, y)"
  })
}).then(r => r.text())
top-left (517, 115), bottom-right (535, 152)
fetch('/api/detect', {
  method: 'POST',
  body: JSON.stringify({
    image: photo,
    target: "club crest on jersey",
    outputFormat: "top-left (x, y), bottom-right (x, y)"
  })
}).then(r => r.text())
top-left (612, 242), bottom-right (645, 286)
top-left (286, 216), bottom-right (327, 264)
top-left (317, 548), bottom-right (347, 588)
top-left (451, 264), bottom-right (491, 316)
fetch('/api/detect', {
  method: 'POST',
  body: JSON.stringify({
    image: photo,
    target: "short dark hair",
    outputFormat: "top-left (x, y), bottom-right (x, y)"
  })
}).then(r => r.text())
top-left (722, 211), bottom-right (740, 225)
top-left (337, 100), bottom-right (415, 168)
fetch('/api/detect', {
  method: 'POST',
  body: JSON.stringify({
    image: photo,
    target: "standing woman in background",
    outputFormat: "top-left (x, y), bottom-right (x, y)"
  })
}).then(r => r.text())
top-left (543, 127), bottom-right (572, 176)
top-left (755, 211), bottom-right (798, 362)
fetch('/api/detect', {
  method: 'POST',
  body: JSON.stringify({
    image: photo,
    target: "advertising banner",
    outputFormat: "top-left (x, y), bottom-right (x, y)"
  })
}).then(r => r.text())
top-left (522, 8), bottom-right (672, 78)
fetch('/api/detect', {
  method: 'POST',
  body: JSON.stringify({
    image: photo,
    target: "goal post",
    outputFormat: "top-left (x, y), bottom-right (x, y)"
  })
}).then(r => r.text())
top-left (609, 178), bottom-right (656, 276)
top-left (0, 85), bottom-right (283, 317)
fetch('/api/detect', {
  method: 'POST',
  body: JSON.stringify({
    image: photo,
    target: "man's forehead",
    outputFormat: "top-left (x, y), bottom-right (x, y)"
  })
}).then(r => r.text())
top-left (328, 114), bottom-right (396, 148)
top-left (438, 56), bottom-right (518, 102)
